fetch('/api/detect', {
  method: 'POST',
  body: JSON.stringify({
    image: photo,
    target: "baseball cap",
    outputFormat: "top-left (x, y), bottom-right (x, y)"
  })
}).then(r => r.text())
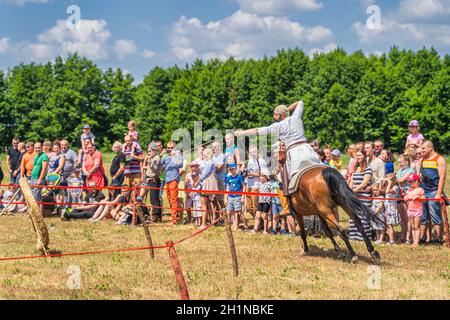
top-left (228, 163), bottom-right (237, 169)
top-left (406, 173), bottom-right (420, 182)
top-left (408, 120), bottom-right (419, 127)
top-left (83, 124), bottom-right (91, 129)
top-left (331, 149), bottom-right (342, 157)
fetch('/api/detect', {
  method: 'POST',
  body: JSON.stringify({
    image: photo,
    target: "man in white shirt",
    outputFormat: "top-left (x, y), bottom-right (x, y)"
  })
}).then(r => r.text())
top-left (364, 142), bottom-right (385, 183)
top-left (244, 145), bottom-right (269, 217)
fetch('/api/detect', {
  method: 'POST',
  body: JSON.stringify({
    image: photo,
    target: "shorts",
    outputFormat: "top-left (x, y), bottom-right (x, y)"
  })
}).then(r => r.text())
top-left (215, 179), bottom-right (225, 202)
top-left (124, 173), bottom-right (141, 187)
top-left (192, 200), bottom-right (202, 218)
top-left (272, 203), bottom-right (283, 215)
top-left (257, 203), bottom-right (271, 213)
top-left (111, 176), bottom-right (125, 187)
top-left (227, 196), bottom-right (242, 213)
top-left (422, 191), bottom-right (442, 225)
top-left (408, 210), bottom-right (423, 219)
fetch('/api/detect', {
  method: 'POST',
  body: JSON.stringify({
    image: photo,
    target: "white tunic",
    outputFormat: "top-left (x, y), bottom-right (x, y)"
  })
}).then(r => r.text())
top-left (258, 101), bottom-right (320, 179)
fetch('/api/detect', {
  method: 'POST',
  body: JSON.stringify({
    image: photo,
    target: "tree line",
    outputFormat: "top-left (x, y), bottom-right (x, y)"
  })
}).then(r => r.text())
top-left (0, 47), bottom-right (449, 154)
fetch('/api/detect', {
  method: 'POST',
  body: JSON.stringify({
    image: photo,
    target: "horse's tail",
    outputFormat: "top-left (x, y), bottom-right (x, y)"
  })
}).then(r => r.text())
top-left (321, 167), bottom-right (385, 229)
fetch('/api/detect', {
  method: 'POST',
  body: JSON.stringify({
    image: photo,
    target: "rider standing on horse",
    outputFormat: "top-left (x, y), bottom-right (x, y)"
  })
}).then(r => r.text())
top-left (235, 100), bottom-right (320, 181)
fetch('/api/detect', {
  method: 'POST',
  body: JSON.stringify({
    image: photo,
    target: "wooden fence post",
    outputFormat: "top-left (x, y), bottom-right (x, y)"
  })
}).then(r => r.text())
top-left (224, 213), bottom-right (239, 277)
top-left (441, 200), bottom-right (450, 248)
top-left (136, 205), bottom-right (155, 259)
top-left (166, 240), bottom-right (190, 300)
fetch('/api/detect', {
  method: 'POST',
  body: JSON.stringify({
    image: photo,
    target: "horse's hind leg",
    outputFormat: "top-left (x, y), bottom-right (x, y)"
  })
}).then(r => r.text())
top-left (347, 211), bottom-right (380, 264)
top-left (336, 227), bottom-right (358, 263)
top-left (318, 216), bottom-right (346, 260)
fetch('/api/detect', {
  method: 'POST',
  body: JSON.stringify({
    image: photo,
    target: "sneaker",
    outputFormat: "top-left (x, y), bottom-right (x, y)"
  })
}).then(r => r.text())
top-left (387, 241), bottom-right (395, 246)
top-left (249, 229), bottom-right (257, 234)
top-left (271, 229), bottom-right (277, 235)
top-left (287, 232), bottom-right (296, 237)
top-left (279, 229), bottom-right (288, 236)
top-left (431, 239), bottom-right (443, 246)
top-left (375, 240), bottom-right (383, 245)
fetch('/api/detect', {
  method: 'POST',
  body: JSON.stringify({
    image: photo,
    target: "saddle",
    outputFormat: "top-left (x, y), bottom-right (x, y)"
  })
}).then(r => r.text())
top-left (287, 160), bottom-right (327, 195)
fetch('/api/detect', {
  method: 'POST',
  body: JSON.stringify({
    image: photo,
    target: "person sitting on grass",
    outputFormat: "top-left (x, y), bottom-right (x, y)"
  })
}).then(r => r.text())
top-left (62, 182), bottom-right (106, 221)
top-left (89, 186), bottom-right (132, 223)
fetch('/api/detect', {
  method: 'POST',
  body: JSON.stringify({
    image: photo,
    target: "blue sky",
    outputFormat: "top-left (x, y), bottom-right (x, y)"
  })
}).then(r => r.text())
top-left (1, 0), bottom-right (449, 82)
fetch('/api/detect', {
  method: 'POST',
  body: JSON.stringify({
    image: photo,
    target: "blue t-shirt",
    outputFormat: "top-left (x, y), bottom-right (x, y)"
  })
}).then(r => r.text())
top-left (226, 173), bottom-right (244, 198)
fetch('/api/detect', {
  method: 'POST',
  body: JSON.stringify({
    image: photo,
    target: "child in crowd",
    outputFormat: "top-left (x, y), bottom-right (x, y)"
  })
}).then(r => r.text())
top-left (127, 120), bottom-right (142, 151)
top-left (371, 181), bottom-right (387, 244)
top-left (270, 180), bottom-right (284, 235)
top-left (252, 169), bottom-right (272, 235)
top-left (0, 186), bottom-right (20, 214)
top-left (380, 150), bottom-right (395, 174)
top-left (329, 149), bottom-right (343, 171)
top-left (404, 174), bottom-right (426, 247)
top-left (405, 120), bottom-right (424, 150)
top-left (190, 172), bottom-right (203, 226)
top-left (384, 174), bottom-right (401, 244)
top-left (226, 163), bottom-right (245, 231)
top-left (81, 125), bottom-right (95, 152)
top-left (67, 172), bottom-right (83, 205)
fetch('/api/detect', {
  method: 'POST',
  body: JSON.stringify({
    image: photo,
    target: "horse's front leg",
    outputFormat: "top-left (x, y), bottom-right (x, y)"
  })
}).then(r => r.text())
top-left (293, 209), bottom-right (309, 255)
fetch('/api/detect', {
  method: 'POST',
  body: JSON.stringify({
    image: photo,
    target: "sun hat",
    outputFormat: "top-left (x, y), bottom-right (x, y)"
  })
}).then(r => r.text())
top-left (406, 173), bottom-right (420, 182)
top-left (83, 124), bottom-right (91, 129)
top-left (408, 120), bottom-right (420, 127)
top-left (331, 149), bottom-right (342, 157)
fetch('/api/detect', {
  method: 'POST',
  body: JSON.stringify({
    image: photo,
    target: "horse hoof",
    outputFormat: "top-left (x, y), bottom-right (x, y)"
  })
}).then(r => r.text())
top-left (371, 251), bottom-right (381, 264)
top-left (351, 256), bottom-right (359, 264)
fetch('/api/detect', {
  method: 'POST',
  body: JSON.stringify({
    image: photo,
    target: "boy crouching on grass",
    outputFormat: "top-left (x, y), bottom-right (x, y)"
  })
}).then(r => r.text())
top-left (225, 163), bottom-right (245, 231)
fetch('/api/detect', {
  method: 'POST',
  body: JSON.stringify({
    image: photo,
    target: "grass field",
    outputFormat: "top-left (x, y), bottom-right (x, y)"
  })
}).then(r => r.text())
top-left (0, 153), bottom-right (449, 300)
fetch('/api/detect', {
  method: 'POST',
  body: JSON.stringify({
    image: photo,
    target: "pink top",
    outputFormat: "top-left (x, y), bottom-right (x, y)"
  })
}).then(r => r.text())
top-left (128, 130), bottom-right (139, 141)
top-left (407, 133), bottom-right (424, 147)
top-left (83, 151), bottom-right (105, 187)
top-left (404, 187), bottom-right (425, 211)
top-left (348, 158), bottom-right (357, 175)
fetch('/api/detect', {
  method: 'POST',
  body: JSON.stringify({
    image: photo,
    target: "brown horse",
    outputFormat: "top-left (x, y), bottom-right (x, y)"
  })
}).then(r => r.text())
top-left (290, 166), bottom-right (383, 264)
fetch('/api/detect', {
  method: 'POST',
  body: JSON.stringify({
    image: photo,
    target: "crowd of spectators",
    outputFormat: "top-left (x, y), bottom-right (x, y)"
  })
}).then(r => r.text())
top-left (0, 120), bottom-right (447, 246)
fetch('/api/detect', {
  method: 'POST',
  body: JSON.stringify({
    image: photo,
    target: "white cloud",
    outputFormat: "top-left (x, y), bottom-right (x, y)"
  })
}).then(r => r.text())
top-left (0, 37), bottom-right (11, 55)
top-left (235, 0), bottom-right (323, 15)
top-left (21, 19), bottom-right (112, 61)
top-left (2, 0), bottom-right (48, 6)
top-left (353, 0), bottom-right (450, 49)
top-left (352, 19), bottom-right (425, 45)
top-left (141, 49), bottom-right (156, 59)
top-left (169, 10), bottom-right (333, 62)
top-left (308, 42), bottom-right (338, 57)
top-left (398, 0), bottom-right (450, 20)
top-left (114, 39), bottom-right (138, 60)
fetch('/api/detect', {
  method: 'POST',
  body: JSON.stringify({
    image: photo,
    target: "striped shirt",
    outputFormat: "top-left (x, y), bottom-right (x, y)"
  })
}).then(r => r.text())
top-left (349, 167), bottom-right (373, 241)
top-left (123, 146), bottom-right (143, 175)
